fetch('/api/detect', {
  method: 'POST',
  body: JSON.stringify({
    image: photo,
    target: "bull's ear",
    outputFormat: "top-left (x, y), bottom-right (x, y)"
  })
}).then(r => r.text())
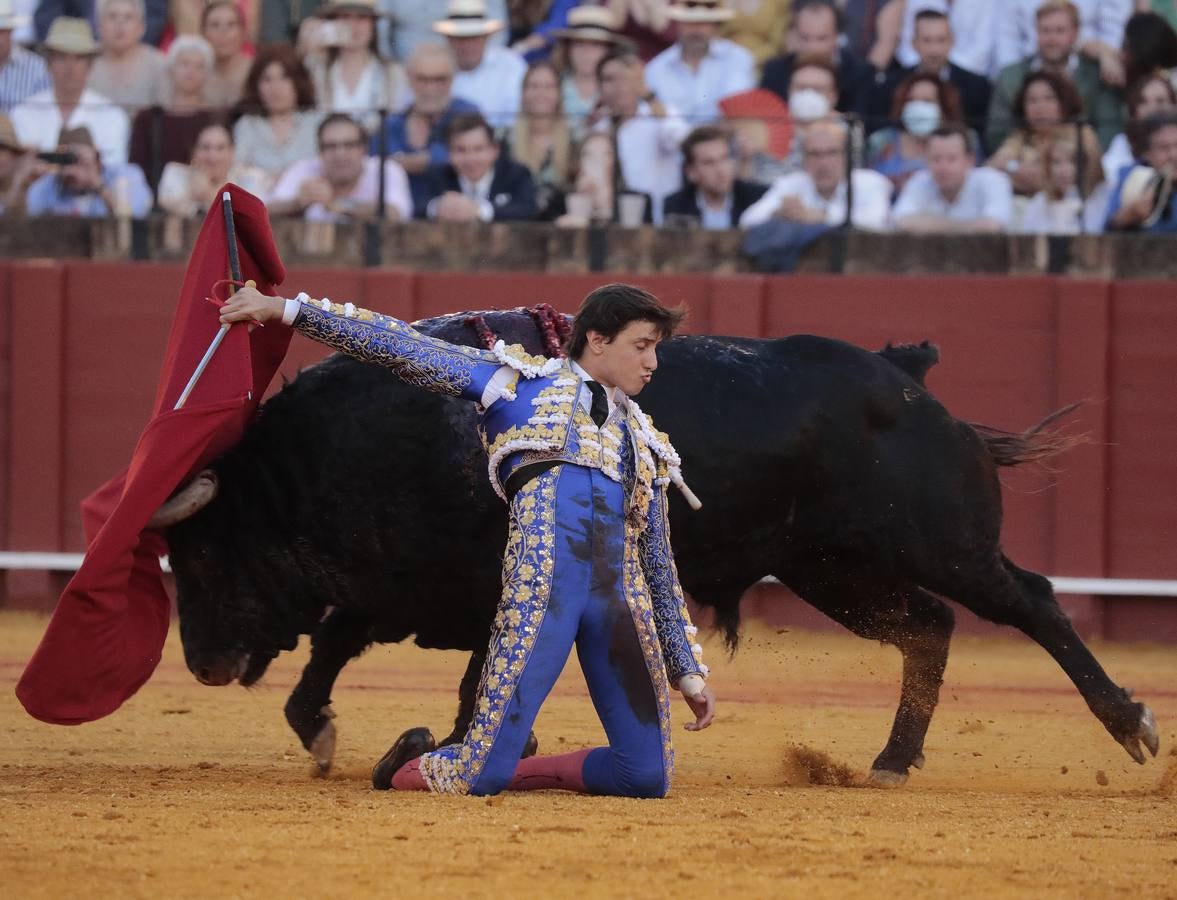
top-left (146, 471), bottom-right (219, 529)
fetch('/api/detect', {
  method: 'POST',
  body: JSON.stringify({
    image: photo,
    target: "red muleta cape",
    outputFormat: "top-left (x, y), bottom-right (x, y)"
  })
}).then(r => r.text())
top-left (17, 184), bottom-right (289, 724)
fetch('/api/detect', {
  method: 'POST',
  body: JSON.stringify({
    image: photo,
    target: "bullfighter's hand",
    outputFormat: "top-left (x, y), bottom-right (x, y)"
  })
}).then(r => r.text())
top-left (220, 284), bottom-right (285, 326)
top-left (683, 683), bottom-right (715, 732)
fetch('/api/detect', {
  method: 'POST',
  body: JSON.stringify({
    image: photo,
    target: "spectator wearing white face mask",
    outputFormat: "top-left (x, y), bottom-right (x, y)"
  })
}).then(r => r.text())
top-left (866, 71), bottom-right (975, 194)
top-left (781, 56), bottom-right (839, 172)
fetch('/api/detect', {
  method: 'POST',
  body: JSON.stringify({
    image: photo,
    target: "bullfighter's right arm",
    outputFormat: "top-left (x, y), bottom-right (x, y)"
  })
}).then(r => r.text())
top-left (280, 294), bottom-right (558, 405)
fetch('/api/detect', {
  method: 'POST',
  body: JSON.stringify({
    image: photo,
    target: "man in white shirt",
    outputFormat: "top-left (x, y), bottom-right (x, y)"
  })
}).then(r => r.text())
top-left (739, 118), bottom-right (892, 230)
top-left (594, 49), bottom-right (688, 226)
top-left (643, 0), bottom-right (754, 125)
top-left (892, 124), bottom-right (1014, 232)
top-left (12, 16), bottom-right (128, 165)
top-left (433, 0), bottom-right (525, 128)
top-left (268, 113), bottom-right (411, 222)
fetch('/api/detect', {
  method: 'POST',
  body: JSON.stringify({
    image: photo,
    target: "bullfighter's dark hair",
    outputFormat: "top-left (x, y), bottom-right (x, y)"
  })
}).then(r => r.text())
top-left (565, 283), bottom-right (685, 358)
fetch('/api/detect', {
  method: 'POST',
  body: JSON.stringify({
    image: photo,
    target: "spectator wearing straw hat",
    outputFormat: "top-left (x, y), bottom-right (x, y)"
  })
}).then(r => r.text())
top-left (25, 123), bottom-right (150, 215)
top-left (1, 0), bottom-right (50, 111)
top-left (34, 0), bottom-right (168, 47)
top-left (12, 16), bottom-right (130, 164)
top-left (0, 110), bottom-right (35, 213)
top-left (644, 0), bottom-right (754, 125)
top-left (434, 0), bottom-right (526, 127)
top-left (302, 0), bottom-right (408, 133)
top-left (87, 0), bottom-right (168, 112)
top-left (378, 0), bottom-right (508, 62)
top-left (552, 5), bottom-right (624, 138)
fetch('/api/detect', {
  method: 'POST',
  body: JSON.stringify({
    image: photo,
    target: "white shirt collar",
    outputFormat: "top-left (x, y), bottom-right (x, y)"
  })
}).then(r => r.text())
top-left (459, 169), bottom-right (495, 200)
top-left (569, 359), bottom-right (628, 412)
top-left (672, 40), bottom-right (718, 65)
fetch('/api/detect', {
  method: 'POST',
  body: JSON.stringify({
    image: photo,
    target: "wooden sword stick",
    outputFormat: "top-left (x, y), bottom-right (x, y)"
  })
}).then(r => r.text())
top-left (174, 192), bottom-right (246, 410)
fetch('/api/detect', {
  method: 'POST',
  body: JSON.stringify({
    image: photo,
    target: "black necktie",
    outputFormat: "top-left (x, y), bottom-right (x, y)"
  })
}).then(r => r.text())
top-left (586, 380), bottom-right (609, 427)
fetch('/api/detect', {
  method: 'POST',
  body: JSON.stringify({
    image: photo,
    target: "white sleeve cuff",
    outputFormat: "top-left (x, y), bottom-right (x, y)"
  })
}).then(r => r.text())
top-left (678, 673), bottom-right (705, 699)
top-left (480, 365), bottom-right (514, 407)
top-left (281, 296), bottom-right (303, 326)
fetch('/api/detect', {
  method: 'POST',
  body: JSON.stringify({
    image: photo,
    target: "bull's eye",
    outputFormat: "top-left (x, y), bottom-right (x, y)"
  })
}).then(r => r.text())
top-left (195, 546), bottom-right (209, 562)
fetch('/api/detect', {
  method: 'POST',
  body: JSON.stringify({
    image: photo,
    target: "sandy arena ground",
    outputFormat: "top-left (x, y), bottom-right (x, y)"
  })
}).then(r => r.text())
top-left (1, 610), bottom-right (1174, 899)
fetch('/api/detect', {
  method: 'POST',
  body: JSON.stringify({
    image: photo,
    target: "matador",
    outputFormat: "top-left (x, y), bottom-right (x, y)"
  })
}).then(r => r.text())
top-left (220, 282), bottom-right (715, 798)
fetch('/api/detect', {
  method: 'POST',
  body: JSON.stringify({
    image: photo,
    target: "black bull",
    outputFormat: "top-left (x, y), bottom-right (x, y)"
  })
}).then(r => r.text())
top-left (159, 310), bottom-right (1159, 785)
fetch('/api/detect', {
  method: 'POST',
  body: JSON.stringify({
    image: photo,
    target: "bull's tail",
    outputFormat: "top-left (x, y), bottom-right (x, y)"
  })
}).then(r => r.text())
top-left (971, 401), bottom-right (1087, 468)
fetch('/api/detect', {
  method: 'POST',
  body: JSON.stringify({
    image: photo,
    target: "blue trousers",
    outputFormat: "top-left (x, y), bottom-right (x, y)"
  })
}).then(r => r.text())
top-left (416, 464), bottom-right (674, 797)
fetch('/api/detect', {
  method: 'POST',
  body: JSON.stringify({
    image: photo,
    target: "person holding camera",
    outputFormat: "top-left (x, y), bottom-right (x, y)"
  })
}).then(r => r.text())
top-left (301, 0), bottom-right (407, 133)
top-left (25, 124), bottom-right (151, 217)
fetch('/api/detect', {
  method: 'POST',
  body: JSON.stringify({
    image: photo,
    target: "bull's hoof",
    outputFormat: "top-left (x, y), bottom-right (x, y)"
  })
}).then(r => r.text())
top-left (866, 768), bottom-right (908, 788)
top-left (911, 752), bottom-right (926, 770)
top-left (309, 709), bottom-right (337, 775)
top-left (1118, 705), bottom-right (1160, 765)
top-left (522, 731), bottom-right (539, 759)
top-left (372, 727), bottom-right (436, 791)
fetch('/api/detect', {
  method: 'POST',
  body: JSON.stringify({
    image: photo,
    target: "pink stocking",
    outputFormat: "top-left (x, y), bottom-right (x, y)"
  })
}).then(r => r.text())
top-left (505, 748), bottom-right (592, 792)
top-left (390, 758), bottom-right (429, 791)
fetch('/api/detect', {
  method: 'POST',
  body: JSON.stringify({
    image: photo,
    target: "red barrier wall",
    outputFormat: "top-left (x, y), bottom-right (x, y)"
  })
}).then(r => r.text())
top-left (2, 262), bottom-right (1176, 640)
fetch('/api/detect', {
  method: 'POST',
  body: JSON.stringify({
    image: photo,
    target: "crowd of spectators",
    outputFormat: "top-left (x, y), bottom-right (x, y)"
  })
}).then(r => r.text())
top-left (2, 0), bottom-right (1177, 239)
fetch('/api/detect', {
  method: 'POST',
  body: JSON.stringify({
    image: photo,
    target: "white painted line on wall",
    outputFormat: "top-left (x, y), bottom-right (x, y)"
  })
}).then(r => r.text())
top-left (0, 552), bottom-right (171, 573)
top-left (1, 554), bottom-right (1174, 596)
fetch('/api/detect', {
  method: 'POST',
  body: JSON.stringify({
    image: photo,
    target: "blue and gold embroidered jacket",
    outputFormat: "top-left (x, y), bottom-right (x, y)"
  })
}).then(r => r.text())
top-left (291, 296), bottom-right (707, 683)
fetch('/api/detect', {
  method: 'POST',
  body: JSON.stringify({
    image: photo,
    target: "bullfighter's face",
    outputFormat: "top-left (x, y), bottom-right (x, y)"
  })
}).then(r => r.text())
top-left (581, 320), bottom-right (662, 396)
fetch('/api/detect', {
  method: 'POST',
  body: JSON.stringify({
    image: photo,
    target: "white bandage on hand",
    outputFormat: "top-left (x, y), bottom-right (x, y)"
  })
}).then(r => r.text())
top-left (678, 673), bottom-right (706, 700)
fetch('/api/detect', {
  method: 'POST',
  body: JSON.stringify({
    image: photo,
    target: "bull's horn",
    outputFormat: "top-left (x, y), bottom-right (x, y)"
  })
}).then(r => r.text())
top-left (147, 471), bottom-right (218, 529)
